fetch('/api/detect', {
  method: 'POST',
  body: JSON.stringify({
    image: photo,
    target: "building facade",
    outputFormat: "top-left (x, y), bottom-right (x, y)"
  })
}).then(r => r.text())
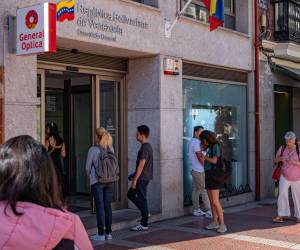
top-left (0, 0), bottom-right (255, 219)
top-left (259, 0), bottom-right (300, 198)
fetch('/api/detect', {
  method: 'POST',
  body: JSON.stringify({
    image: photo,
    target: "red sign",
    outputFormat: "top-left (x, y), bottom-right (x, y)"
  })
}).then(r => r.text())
top-left (17, 3), bottom-right (56, 55)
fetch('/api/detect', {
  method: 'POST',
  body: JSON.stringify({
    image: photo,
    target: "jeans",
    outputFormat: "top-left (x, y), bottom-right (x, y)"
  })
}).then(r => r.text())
top-left (91, 182), bottom-right (114, 235)
top-left (127, 180), bottom-right (149, 227)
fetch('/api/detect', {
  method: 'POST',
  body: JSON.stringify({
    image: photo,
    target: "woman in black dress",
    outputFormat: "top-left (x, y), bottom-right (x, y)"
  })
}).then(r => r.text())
top-left (45, 122), bottom-right (66, 195)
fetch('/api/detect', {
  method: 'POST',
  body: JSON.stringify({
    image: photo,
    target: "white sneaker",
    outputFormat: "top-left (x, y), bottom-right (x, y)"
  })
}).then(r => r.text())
top-left (205, 210), bottom-right (213, 218)
top-left (205, 222), bottom-right (220, 230)
top-left (105, 234), bottom-right (113, 240)
top-left (90, 234), bottom-right (105, 241)
top-left (131, 224), bottom-right (149, 231)
top-left (217, 224), bottom-right (228, 233)
top-left (193, 209), bottom-right (206, 216)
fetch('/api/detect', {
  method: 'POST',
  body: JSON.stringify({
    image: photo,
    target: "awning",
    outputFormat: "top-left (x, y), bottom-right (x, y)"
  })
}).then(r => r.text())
top-left (270, 57), bottom-right (300, 80)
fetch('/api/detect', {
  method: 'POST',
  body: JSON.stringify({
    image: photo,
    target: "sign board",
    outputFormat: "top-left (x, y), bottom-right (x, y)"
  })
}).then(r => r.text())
top-left (163, 58), bottom-right (180, 75)
top-left (16, 3), bottom-right (56, 55)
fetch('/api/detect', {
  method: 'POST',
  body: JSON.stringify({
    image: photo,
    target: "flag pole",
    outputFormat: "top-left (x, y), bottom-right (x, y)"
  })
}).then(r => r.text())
top-left (165, 0), bottom-right (193, 38)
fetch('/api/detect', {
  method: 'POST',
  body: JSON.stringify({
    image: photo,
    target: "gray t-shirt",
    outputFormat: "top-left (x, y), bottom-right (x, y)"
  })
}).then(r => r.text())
top-left (136, 143), bottom-right (153, 181)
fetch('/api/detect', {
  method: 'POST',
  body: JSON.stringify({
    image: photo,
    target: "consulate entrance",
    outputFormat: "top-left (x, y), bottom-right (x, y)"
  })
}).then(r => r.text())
top-left (37, 61), bottom-right (127, 211)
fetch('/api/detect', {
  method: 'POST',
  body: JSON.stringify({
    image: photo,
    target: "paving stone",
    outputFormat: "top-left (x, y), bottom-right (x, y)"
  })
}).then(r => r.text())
top-left (161, 237), bottom-right (288, 250)
top-left (94, 243), bottom-right (132, 250)
top-left (91, 202), bottom-right (300, 249)
top-left (125, 229), bottom-right (202, 245)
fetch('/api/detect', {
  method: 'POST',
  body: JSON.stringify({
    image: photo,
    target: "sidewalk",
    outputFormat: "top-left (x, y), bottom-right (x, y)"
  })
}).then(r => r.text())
top-left (91, 200), bottom-right (300, 250)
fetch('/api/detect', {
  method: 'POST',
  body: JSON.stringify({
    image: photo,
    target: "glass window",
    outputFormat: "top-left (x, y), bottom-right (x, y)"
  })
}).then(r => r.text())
top-left (181, 0), bottom-right (236, 30)
top-left (224, 0), bottom-right (235, 30)
top-left (183, 79), bottom-right (248, 205)
top-left (225, 0), bottom-right (235, 14)
top-left (100, 80), bottom-right (121, 203)
top-left (131, 0), bottom-right (158, 8)
top-left (275, 2), bottom-right (288, 32)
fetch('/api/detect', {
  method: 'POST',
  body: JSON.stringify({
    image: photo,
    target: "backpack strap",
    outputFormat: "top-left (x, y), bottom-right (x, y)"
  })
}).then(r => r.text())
top-left (90, 146), bottom-right (101, 174)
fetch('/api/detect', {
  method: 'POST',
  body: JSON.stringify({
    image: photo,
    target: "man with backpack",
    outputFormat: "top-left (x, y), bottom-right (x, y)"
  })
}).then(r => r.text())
top-left (128, 125), bottom-right (153, 231)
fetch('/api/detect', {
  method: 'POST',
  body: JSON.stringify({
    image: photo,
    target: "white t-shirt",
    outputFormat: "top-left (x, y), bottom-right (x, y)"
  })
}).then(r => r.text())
top-left (188, 138), bottom-right (205, 173)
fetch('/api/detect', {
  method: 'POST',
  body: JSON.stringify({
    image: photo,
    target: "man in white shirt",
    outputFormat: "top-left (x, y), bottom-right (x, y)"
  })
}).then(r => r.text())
top-left (189, 126), bottom-right (212, 217)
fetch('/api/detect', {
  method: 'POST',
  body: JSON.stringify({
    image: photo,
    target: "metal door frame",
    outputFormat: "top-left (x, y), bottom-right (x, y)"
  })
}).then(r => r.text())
top-left (37, 63), bottom-right (128, 210)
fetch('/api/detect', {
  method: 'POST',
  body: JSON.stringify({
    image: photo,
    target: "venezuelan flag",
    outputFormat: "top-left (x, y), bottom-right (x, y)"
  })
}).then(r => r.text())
top-left (56, 0), bottom-right (75, 22)
top-left (203, 0), bottom-right (224, 31)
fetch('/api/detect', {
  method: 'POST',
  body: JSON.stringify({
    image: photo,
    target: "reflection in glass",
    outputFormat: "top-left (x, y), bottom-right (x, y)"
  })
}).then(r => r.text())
top-left (36, 74), bottom-right (41, 141)
top-left (183, 80), bottom-right (248, 205)
top-left (100, 81), bottom-right (121, 202)
top-left (181, 0), bottom-right (235, 30)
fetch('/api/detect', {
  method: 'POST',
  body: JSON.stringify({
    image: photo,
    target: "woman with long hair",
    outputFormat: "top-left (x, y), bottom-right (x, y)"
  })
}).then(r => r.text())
top-left (45, 122), bottom-right (66, 194)
top-left (86, 127), bottom-right (116, 241)
top-left (0, 135), bottom-right (92, 249)
top-left (273, 131), bottom-right (300, 223)
top-left (199, 130), bottom-right (227, 233)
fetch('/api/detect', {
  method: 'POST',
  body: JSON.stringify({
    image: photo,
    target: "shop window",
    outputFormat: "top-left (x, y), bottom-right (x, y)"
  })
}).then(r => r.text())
top-left (181, 0), bottom-right (236, 30)
top-left (131, 0), bottom-right (158, 8)
top-left (183, 79), bottom-right (249, 205)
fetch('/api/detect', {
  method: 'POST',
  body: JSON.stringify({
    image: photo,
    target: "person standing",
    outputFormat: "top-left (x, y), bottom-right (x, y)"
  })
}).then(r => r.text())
top-left (128, 125), bottom-right (153, 231)
top-left (189, 126), bottom-right (212, 218)
top-left (273, 131), bottom-right (300, 223)
top-left (45, 122), bottom-right (66, 195)
top-left (200, 130), bottom-right (227, 233)
top-left (0, 135), bottom-right (92, 250)
top-left (86, 128), bottom-right (118, 241)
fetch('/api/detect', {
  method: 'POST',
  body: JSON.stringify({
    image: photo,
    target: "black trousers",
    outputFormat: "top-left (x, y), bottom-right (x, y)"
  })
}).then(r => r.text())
top-left (127, 180), bottom-right (149, 227)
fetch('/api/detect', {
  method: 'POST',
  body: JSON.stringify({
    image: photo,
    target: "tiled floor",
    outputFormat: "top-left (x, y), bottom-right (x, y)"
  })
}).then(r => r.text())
top-left (91, 202), bottom-right (300, 250)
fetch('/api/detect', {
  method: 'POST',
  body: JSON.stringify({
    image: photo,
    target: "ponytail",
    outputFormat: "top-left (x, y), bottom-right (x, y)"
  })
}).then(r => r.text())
top-left (96, 127), bottom-right (113, 149)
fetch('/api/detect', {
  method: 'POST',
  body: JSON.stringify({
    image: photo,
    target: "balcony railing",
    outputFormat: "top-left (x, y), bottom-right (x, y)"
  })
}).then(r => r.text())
top-left (274, 0), bottom-right (300, 43)
top-left (131, 0), bottom-right (158, 8)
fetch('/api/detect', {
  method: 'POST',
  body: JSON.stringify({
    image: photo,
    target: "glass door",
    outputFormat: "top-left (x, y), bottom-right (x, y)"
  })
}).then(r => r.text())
top-left (38, 66), bottom-right (126, 211)
top-left (72, 91), bottom-right (92, 194)
top-left (37, 69), bottom-right (45, 143)
top-left (96, 76), bottom-right (126, 210)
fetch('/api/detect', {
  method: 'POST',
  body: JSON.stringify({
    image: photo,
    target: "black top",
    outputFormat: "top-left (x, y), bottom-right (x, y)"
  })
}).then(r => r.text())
top-left (136, 143), bottom-right (153, 181)
top-left (47, 137), bottom-right (64, 174)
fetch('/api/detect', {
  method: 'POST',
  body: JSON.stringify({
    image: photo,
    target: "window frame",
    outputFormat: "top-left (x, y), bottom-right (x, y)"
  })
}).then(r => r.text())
top-left (180, 0), bottom-right (236, 30)
top-left (130, 0), bottom-right (159, 8)
top-left (224, 0), bottom-right (235, 17)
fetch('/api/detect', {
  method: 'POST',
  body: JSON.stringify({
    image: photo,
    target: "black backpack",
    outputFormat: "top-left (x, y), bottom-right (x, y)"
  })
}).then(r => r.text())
top-left (93, 146), bottom-right (119, 183)
top-left (209, 144), bottom-right (232, 185)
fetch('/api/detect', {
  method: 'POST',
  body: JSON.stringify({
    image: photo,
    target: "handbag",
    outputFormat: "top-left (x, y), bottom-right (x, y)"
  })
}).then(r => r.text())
top-left (272, 145), bottom-right (286, 181)
top-left (272, 164), bottom-right (282, 181)
top-left (209, 144), bottom-right (232, 185)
